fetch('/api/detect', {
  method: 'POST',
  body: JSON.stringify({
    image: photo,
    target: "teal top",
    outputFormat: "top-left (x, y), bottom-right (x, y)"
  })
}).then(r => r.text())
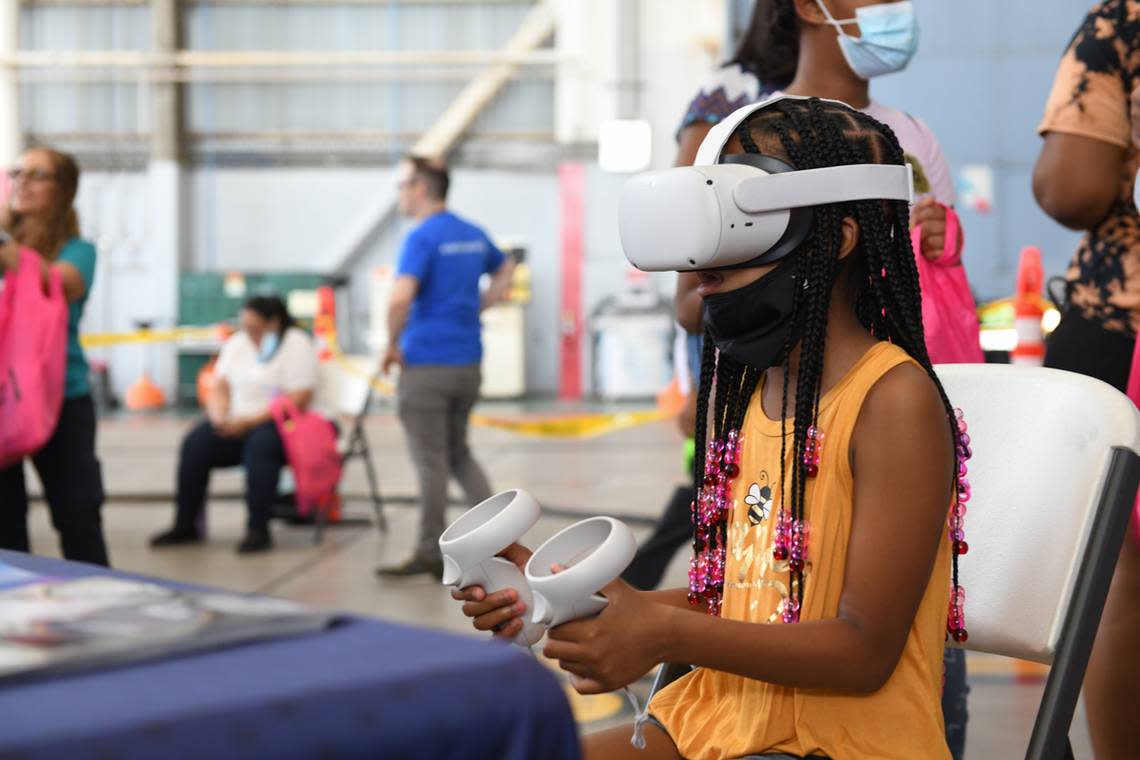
top-left (57, 237), bottom-right (96, 399)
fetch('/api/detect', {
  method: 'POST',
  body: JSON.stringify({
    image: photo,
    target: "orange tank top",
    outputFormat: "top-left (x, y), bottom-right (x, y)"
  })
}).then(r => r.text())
top-left (649, 342), bottom-right (952, 760)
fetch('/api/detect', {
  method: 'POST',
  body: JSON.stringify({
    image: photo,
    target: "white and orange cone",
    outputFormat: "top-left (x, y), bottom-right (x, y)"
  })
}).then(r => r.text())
top-left (1011, 246), bottom-right (1045, 366)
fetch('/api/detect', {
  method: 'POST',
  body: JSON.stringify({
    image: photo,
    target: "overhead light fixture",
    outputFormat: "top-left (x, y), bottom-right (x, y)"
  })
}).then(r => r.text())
top-left (598, 119), bottom-right (652, 173)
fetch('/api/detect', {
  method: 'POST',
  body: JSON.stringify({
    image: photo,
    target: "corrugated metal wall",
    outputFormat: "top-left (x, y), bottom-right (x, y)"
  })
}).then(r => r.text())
top-left (18, 1), bottom-right (554, 166)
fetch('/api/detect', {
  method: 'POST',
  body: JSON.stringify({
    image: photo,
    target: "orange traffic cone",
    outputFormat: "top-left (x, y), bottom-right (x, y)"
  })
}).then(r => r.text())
top-left (1011, 246), bottom-right (1045, 366)
top-left (313, 285), bottom-right (336, 362)
top-left (656, 378), bottom-right (686, 418)
top-left (125, 372), bottom-right (166, 410)
top-left (124, 322), bottom-right (167, 411)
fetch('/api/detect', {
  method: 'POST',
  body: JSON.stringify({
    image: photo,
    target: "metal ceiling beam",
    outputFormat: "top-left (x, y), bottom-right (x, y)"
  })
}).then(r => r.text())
top-left (0, 50), bottom-right (563, 68)
top-left (328, 0), bottom-right (555, 274)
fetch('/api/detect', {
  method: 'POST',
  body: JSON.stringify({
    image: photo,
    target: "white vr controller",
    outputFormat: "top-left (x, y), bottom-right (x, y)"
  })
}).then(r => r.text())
top-left (440, 490), bottom-right (637, 647)
top-left (439, 489), bottom-right (546, 646)
top-left (526, 516), bottom-right (637, 628)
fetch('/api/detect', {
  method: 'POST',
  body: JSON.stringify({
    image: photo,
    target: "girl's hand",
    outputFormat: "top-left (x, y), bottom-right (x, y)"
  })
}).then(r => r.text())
top-left (450, 543), bottom-right (532, 641)
top-left (910, 198), bottom-right (949, 261)
top-left (542, 578), bottom-right (669, 694)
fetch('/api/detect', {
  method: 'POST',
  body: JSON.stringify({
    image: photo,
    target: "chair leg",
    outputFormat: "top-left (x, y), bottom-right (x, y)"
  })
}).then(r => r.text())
top-left (1025, 448), bottom-right (1140, 760)
top-left (313, 499), bottom-right (326, 545)
top-left (354, 426), bottom-right (387, 533)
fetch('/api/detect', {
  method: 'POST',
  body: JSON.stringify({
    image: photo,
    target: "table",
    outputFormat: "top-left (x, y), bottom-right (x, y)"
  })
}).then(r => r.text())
top-left (0, 551), bottom-right (580, 760)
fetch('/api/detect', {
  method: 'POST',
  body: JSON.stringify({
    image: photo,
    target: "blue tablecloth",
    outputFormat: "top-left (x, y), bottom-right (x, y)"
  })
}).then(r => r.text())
top-left (0, 551), bottom-right (580, 760)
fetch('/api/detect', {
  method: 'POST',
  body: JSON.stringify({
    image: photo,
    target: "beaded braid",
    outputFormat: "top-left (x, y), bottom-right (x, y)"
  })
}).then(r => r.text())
top-left (687, 97), bottom-right (972, 641)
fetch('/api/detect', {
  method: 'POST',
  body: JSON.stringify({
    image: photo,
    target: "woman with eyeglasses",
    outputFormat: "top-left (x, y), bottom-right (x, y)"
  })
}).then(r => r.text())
top-left (0, 148), bottom-right (109, 567)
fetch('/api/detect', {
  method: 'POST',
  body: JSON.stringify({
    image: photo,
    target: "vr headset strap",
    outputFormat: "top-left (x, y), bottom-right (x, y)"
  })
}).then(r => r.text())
top-left (732, 163), bottom-right (915, 212)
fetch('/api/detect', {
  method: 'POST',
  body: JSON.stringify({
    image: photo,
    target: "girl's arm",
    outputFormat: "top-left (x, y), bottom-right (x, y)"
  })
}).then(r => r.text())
top-left (645, 588), bottom-right (706, 614)
top-left (545, 363), bottom-right (954, 694)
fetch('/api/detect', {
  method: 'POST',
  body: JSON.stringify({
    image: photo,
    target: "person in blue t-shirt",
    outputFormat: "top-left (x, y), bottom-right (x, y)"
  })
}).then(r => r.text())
top-left (0, 148), bottom-right (108, 567)
top-left (377, 156), bottom-right (515, 579)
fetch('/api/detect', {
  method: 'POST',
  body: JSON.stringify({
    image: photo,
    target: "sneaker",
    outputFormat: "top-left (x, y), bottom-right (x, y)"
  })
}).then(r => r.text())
top-left (376, 556), bottom-right (444, 581)
top-left (237, 532), bottom-right (273, 555)
top-left (150, 527), bottom-right (203, 548)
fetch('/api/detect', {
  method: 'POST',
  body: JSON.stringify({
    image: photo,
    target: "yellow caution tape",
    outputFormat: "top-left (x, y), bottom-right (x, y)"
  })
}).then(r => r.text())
top-left (80, 326), bottom-right (219, 349)
top-left (471, 409), bottom-right (667, 439)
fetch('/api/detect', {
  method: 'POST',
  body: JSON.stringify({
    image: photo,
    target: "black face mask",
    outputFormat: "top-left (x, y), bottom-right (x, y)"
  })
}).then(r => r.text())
top-left (703, 259), bottom-right (800, 371)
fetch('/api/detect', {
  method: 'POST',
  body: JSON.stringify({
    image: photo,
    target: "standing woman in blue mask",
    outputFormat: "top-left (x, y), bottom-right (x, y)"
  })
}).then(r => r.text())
top-left (151, 296), bottom-right (320, 554)
top-left (677, 1), bottom-right (963, 339)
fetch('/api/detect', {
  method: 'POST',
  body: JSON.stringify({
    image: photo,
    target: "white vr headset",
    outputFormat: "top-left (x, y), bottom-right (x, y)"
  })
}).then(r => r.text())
top-left (618, 95), bottom-right (915, 272)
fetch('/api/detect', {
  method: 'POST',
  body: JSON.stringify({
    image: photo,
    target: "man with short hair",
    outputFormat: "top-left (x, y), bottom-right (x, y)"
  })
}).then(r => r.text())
top-left (378, 156), bottom-right (515, 579)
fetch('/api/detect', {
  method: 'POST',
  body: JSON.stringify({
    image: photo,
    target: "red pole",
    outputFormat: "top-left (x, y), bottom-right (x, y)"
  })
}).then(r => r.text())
top-left (558, 163), bottom-right (585, 400)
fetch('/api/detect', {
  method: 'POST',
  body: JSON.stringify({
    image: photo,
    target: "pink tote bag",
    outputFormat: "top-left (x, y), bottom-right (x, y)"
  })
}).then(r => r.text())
top-left (0, 248), bottom-right (68, 469)
top-left (1126, 337), bottom-right (1140, 546)
top-left (269, 395), bottom-right (342, 516)
top-left (912, 205), bottom-right (984, 365)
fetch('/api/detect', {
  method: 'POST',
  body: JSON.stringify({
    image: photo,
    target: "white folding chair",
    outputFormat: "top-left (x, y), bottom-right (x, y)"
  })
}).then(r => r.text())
top-left (647, 365), bottom-right (1140, 760)
top-left (938, 364), bottom-right (1140, 759)
top-left (317, 361), bottom-right (387, 535)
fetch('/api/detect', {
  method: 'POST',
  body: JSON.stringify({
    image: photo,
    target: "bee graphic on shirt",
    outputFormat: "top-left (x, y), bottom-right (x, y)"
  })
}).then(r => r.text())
top-left (745, 472), bottom-right (773, 525)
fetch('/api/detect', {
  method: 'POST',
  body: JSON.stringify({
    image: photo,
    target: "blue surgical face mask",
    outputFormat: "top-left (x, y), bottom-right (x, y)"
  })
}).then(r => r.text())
top-left (258, 331), bottom-right (280, 363)
top-left (818, 1), bottom-right (919, 80)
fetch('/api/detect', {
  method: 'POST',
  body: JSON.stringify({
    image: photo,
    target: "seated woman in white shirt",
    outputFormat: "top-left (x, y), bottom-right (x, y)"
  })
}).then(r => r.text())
top-left (151, 296), bottom-right (319, 554)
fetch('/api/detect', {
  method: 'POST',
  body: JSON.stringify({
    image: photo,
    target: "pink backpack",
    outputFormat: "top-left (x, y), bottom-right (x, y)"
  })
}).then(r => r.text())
top-left (0, 248), bottom-right (68, 469)
top-left (269, 395), bottom-right (342, 517)
top-left (911, 205), bottom-right (984, 365)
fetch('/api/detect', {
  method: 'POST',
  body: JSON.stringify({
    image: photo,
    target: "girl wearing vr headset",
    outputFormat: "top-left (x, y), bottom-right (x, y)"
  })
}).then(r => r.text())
top-left (456, 97), bottom-right (964, 759)
top-left (673, 1), bottom-right (970, 754)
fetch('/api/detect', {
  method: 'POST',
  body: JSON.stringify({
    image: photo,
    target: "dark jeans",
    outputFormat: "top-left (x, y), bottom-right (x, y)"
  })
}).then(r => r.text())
top-left (622, 485), bottom-right (694, 591)
top-left (174, 419), bottom-right (285, 536)
top-left (1044, 310), bottom-right (1134, 393)
top-left (629, 485), bottom-right (969, 760)
top-left (0, 395), bottom-right (109, 566)
top-left (397, 364), bottom-right (493, 562)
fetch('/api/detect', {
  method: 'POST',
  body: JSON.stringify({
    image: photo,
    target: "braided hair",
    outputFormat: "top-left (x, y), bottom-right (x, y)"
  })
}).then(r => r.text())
top-left (728, 0), bottom-right (800, 86)
top-left (691, 97), bottom-right (963, 624)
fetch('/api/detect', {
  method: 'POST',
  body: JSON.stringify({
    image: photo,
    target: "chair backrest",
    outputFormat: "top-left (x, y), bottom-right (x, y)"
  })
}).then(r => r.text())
top-left (316, 360), bottom-right (373, 418)
top-left (936, 364), bottom-right (1140, 664)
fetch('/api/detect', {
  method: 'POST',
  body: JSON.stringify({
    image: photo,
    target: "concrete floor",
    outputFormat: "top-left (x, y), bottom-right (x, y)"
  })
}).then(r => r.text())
top-left (21, 409), bottom-right (1093, 758)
